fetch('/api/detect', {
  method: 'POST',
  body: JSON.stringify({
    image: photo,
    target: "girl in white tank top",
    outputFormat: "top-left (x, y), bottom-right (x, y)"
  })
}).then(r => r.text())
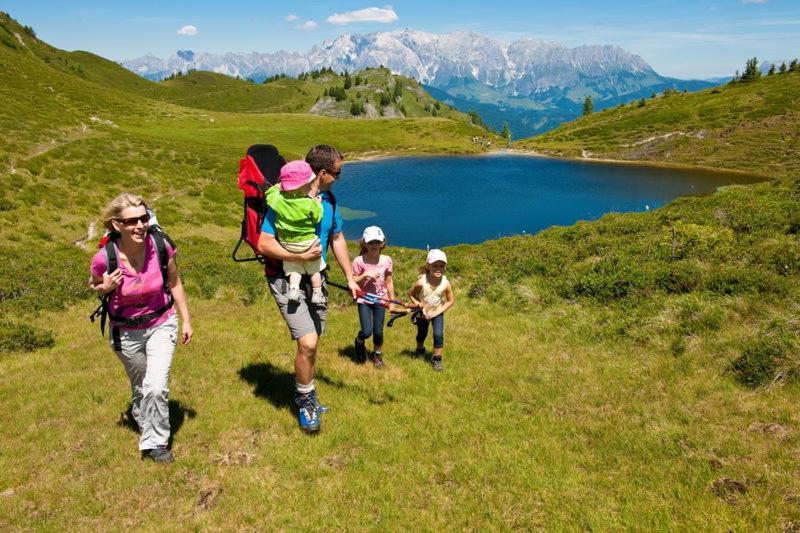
top-left (408, 249), bottom-right (455, 371)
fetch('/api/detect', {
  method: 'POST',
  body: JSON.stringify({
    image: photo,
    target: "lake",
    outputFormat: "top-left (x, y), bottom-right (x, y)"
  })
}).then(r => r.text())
top-left (335, 153), bottom-right (759, 249)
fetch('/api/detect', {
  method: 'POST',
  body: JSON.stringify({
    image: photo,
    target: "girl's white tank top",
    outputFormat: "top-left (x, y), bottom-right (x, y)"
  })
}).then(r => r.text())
top-left (420, 274), bottom-right (449, 310)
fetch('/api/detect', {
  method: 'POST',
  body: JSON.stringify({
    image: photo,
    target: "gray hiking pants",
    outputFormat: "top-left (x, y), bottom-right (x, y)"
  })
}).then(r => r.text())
top-left (110, 314), bottom-right (178, 450)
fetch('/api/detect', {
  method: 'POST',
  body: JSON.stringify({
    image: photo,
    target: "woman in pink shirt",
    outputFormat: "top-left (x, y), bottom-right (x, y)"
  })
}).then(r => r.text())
top-left (352, 226), bottom-right (394, 368)
top-left (89, 193), bottom-right (192, 463)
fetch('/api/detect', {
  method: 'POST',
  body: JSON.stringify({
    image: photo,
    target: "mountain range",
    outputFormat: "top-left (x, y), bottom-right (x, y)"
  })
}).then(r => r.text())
top-left (123, 29), bottom-right (718, 137)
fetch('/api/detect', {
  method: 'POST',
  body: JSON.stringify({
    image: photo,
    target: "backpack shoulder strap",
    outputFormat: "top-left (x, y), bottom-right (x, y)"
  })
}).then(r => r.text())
top-left (149, 230), bottom-right (172, 297)
top-left (104, 235), bottom-right (119, 274)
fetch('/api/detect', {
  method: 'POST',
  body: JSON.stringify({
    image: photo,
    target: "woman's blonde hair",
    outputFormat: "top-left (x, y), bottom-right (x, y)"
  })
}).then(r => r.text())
top-left (101, 193), bottom-right (147, 232)
top-left (358, 238), bottom-right (386, 256)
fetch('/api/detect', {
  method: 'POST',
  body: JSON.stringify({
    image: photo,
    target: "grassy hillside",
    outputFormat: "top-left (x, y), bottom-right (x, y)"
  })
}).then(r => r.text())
top-left (516, 72), bottom-right (800, 176)
top-left (2, 12), bottom-right (800, 529)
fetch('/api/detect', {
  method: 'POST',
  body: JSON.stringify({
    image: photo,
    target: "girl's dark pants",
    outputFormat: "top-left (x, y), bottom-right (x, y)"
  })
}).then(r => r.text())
top-left (357, 303), bottom-right (385, 346)
top-left (416, 314), bottom-right (444, 349)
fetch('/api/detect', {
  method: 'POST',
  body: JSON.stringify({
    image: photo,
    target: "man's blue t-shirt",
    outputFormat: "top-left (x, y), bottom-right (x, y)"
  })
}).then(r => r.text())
top-left (261, 190), bottom-right (342, 263)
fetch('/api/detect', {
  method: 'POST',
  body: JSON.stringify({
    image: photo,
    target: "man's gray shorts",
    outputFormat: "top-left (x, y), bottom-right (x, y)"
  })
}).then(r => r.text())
top-left (267, 276), bottom-right (328, 340)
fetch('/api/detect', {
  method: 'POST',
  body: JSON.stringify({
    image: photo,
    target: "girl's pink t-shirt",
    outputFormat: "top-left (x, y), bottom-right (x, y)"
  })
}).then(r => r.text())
top-left (90, 237), bottom-right (176, 330)
top-left (352, 254), bottom-right (393, 305)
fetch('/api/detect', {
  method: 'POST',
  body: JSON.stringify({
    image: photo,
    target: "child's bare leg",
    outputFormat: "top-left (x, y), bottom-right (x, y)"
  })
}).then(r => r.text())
top-left (310, 272), bottom-right (322, 289)
top-left (288, 272), bottom-right (301, 290)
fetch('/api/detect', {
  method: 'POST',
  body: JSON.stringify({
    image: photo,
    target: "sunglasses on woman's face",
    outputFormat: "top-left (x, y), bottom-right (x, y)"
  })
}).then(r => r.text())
top-left (116, 213), bottom-right (150, 227)
top-left (367, 240), bottom-right (383, 245)
top-left (326, 168), bottom-right (342, 178)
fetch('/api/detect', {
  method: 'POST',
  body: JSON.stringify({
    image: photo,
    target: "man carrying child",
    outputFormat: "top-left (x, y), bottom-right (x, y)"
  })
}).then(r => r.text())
top-left (257, 144), bottom-right (359, 434)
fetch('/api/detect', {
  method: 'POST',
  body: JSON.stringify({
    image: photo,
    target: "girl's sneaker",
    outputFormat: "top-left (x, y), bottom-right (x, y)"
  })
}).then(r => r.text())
top-left (432, 358), bottom-right (443, 371)
top-left (371, 351), bottom-right (385, 368)
top-left (354, 336), bottom-right (367, 363)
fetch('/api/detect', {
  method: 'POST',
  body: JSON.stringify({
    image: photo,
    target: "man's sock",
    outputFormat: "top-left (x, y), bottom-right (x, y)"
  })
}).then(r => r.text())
top-left (296, 380), bottom-right (315, 396)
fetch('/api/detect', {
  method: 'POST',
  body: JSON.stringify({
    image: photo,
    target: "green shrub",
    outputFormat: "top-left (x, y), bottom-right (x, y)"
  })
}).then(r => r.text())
top-left (560, 254), bottom-right (647, 301)
top-left (0, 321), bottom-right (55, 353)
top-left (676, 297), bottom-right (722, 335)
top-left (669, 222), bottom-right (734, 260)
top-left (653, 260), bottom-right (704, 293)
top-left (753, 236), bottom-right (800, 276)
top-left (730, 336), bottom-right (793, 387)
top-left (704, 265), bottom-right (787, 295)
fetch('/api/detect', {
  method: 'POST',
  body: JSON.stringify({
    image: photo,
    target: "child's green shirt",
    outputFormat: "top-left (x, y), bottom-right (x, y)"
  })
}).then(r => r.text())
top-left (265, 184), bottom-right (323, 243)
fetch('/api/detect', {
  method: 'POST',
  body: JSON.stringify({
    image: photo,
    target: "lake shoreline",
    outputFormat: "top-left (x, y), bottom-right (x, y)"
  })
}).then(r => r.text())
top-left (346, 147), bottom-right (766, 180)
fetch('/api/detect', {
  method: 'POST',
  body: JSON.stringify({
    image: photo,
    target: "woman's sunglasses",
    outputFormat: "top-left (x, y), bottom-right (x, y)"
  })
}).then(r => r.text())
top-left (115, 213), bottom-right (150, 227)
top-left (325, 168), bottom-right (342, 178)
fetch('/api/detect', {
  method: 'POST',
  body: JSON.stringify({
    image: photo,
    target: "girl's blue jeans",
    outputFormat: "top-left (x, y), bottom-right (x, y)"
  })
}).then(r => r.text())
top-left (357, 303), bottom-right (386, 347)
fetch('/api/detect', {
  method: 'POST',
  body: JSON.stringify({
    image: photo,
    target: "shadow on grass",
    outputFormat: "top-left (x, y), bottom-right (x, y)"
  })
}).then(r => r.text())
top-left (338, 344), bottom-right (366, 365)
top-left (117, 399), bottom-right (197, 448)
top-left (238, 362), bottom-right (345, 410)
top-left (399, 348), bottom-right (429, 361)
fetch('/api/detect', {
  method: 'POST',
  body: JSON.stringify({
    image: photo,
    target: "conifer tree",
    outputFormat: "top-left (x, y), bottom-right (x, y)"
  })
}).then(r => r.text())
top-left (790, 59), bottom-right (799, 72)
top-left (767, 64), bottom-right (775, 76)
top-left (780, 62), bottom-right (787, 74)
top-left (501, 122), bottom-right (511, 140)
top-left (343, 70), bottom-right (352, 89)
top-left (583, 96), bottom-right (593, 116)
top-left (741, 57), bottom-right (761, 82)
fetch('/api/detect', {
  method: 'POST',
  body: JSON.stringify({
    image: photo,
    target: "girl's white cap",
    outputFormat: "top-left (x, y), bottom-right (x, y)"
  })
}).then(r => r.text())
top-left (362, 226), bottom-right (385, 242)
top-left (427, 249), bottom-right (447, 264)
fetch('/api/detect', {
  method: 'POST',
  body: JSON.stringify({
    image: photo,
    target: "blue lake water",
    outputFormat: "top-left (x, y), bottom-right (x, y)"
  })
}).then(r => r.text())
top-left (334, 153), bottom-right (759, 249)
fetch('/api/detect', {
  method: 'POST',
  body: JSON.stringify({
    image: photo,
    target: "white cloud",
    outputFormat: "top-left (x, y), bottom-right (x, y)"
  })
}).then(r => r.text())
top-left (295, 21), bottom-right (318, 31)
top-left (177, 25), bottom-right (198, 36)
top-left (327, 7), bottom-right (399, 25)
top-left (285, 14), bottom-right (299, 22)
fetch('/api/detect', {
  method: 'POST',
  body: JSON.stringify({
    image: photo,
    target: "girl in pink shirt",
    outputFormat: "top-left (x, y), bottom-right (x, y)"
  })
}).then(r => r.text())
top-left (352, 226), bottom-right (394, 368)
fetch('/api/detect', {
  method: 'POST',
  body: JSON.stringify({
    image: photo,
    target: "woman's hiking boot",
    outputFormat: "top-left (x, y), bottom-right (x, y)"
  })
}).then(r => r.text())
top-left (354, 336), bottom-right (367, 363)
top-left (141, 446), bottom-right (174, 463)
top-left (294, 392), bottom-right (320, 434)
top-left (371, 351), bottom-right (385, 368)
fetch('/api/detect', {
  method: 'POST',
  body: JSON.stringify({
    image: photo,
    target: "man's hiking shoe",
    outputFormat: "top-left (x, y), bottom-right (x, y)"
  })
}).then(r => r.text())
top-left (295, 393), bottom-right (320, 434)
top-left (371, 351), bottom-right (385, 369)
top-left (287, 287), bottom-right (301, 303)
top-left (311, 290), bottom-right (327, 306)
top-left (354, 336), bottom-right (367, 363)
top-left (141, 446), bottom-right (174, 463)
top-left (309, 389), bottom-right (330, 414)
top-left (432, 358), bottom-right (443, 372)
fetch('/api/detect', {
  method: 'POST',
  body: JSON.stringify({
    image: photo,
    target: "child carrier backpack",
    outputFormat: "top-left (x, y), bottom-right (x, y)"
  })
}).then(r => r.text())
top-left (231, 144), bottom-right (285, 277)
top-left (89, 210), bottom-right (175, 350)
top-left (231, 143), bottom-right (340, 280)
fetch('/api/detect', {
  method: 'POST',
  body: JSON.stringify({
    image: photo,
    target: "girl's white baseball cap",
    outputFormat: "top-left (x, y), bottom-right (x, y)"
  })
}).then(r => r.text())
top-left (362, 226), bottom-right (385, 242)
top-left (427, 249), bottom-right (447, 264)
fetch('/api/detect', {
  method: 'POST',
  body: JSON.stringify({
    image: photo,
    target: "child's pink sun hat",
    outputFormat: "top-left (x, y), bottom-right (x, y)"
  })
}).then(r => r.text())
top-left (279, 160), bottom-right (316, 191)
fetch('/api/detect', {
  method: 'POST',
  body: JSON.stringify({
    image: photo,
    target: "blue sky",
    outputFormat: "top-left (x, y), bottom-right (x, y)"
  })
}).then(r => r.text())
top-left (2, 1), bottom-right (799, 79)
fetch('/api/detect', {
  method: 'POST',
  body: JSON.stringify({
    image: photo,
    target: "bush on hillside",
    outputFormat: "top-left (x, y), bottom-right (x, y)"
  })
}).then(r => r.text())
top-left (731, 333), bottom-right (797, 387)
top-left (0, 321), bottom-right (54, 353)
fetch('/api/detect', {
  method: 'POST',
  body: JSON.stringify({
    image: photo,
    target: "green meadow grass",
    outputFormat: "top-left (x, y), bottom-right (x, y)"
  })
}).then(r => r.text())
top-left (2, 10), bottom-right (800, 529)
